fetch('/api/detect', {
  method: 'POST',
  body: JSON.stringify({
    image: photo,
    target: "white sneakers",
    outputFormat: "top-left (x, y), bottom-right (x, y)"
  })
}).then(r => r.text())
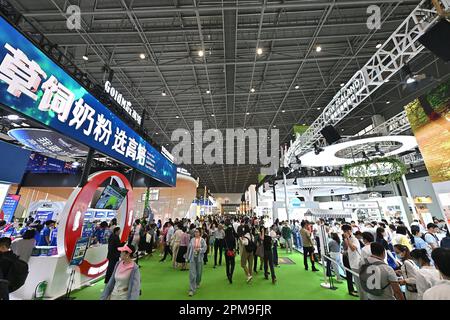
top-left (246, 275), bottom-right (253, 283)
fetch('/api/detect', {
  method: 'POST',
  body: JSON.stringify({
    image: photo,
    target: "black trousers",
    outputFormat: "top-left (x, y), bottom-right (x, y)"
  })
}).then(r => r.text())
top-left (160, 244), bottom-right (172, 261)
top-left (0, 280), bottom-right (8, 300)
top-left (253, 254), bottom-right (259, 272)
top-left (263, 249), bottom-right (276, 280)
top-left (342, 253), bottom-right (355, 294)
top-left (214, 238), bottom-right (224, 266)
top-left (225, 254), bottom-right (235, 279)
top-left (273, 243), bottom-right (278, 266)
top-left (303, 246), bottom-right (315, 269)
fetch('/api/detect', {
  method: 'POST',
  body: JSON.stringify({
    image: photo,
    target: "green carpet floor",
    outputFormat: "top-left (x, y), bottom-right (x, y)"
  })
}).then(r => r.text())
top-left (72, 251), bottom-right (357, 300)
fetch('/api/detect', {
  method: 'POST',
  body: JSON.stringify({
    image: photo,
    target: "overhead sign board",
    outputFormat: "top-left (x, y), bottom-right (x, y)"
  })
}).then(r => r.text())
top-left (0, 16), bottom-right (176, 186)
top-left (104, 81), bottom-right (141, 125)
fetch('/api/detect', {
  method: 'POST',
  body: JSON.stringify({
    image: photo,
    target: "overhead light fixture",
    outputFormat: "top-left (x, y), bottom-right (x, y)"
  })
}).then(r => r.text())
top-left (317, 107), bottom-right (321, 110)
top-left (175, 115), bottom-right (179, 119)
top-left (385, 79), bottom-right (390, 83)
top-left (376, 43), bottom-right (382, 49)
top-left (340, 83), bottom-right (345, 87)
top-left (360, 117), bottom-right (364, 120)
top-left (246, 112), bottom-right (250, 115)
top-left (281, 110), bottom-right (286, 113)
top-left (20, 122), bottom-right (30, 127)
top-left (294, 85), bottom-right (300, 90)
top-left (315, 45), bottom-right (322, 52)
top-left (198, 50), bottom-right (204, 57)
top-left (71, 161), bottom-right (80, 168)
top-left (139, 53), bottom-right (146, 59)
top-left (155, 132), bottom-right (159, 135)
top-left (406, 76), bottom-right (416, 84)
top-left (386, 100), bottom-right (391, 104)
top-left (161, 90), bottom-right (167, 96)
top-left (7, 114), bottom-right (19, 121)
top-left (211, 114), bottom-right (215, 117)
top-left (273, 125), bottom-right (277, 128)
top-left (206, 89), bottom-right (211, 94)
top-left (250, 88), bottom-right (255, 93)
top-left (82, 55), bottom-right (89, 61)
top-left (257, 48), bottom-right (263, 55)
top-left (11, 123), bottom-right (20, 127)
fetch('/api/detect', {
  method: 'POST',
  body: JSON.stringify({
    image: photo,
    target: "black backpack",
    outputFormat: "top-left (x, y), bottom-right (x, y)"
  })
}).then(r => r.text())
top-left (244, 236), bottom-right (257, 253)
top-left (2, 253), bottom-right (29, 293)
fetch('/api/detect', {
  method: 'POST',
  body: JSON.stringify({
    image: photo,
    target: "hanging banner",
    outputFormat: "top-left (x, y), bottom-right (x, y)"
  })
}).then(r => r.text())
top-left (0, 16), bottom-right (176, 186)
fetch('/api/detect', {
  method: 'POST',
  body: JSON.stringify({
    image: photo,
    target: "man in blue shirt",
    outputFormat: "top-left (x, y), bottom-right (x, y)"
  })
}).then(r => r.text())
top-left (37, 220), bottom-right (55, 246)
top-left (50, 227), bottom-right (58, 246)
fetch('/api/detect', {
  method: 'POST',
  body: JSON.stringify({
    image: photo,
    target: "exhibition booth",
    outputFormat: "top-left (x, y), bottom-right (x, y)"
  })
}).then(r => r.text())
top-left (0, 15), bottom-right (179, 299)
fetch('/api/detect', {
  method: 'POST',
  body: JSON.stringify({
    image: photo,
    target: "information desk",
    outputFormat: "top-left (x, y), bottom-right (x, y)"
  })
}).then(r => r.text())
top-left (10, 244), bottom-right (108, 300)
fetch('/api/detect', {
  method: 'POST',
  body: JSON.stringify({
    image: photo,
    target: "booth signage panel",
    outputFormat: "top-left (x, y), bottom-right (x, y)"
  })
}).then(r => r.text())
top-left (343, 201), bottom-right (379, 209)
top-left (34, 210), bottom-right (54, 222)
top-left (0, 17), bottom-right (176, 187)
top-left (296, 176), bottom-right (361, 188)
top-left (0, 194), bottom-right (20, 222)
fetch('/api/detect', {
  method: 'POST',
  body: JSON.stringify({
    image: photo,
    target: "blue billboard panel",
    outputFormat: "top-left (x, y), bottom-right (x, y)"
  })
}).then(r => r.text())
top-left (1, 194), bottom-right (21, 222)
top-left (0, 16), bottom-right (176, 186)
top-left (0, 139), bottom-right (31, 183)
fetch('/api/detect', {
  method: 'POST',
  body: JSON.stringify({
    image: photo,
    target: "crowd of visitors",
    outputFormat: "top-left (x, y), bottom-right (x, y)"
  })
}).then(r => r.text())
top-left (1, 213), bottom-right (449, 301)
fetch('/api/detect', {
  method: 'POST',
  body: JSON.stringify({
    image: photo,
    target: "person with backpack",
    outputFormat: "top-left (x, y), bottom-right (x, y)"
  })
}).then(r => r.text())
top-left (240, 224), bottom-right (255, 283)
top-left (0, 237), bottom-right (29, 300)
top-left (424, 223), bottom-right (440, 250)
top-left (394, 244), bottom-right (419, 300)
top-left (359, 242), bottom-right (405, 300)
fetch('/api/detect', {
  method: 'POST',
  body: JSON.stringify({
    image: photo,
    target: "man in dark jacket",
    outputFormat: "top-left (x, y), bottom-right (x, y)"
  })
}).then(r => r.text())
top-left (105, 227), bottom-right (122, 283)
top-left (0, 237), bottom-right (15, 300)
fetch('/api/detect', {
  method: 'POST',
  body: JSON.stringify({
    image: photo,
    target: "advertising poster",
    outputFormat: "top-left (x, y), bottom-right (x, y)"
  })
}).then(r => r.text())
top-left (0, 194), bottom-right (21, 222)
top-left (34, 210), bottom-right (54, 222)
top-left (0, 16), bottom-right (176, 187)
top-left (69, 237), bottom-right (90, 266)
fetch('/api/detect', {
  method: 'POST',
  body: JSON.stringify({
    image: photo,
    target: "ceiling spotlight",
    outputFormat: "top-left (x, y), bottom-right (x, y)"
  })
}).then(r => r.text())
top-left (71, 161), bottom-right (80, 168)
top-left (246, 112), bottom-right (250, 115)
top-left (20, 122), bottom-right (30, 127)
top-left (211, 114), bottom-right (215, 117)
top-left (7, 114), bottom-right (19, 121)
top-left (139, 53), bottom-right (146, 59)
top-left (340, 83), bottom-right (345, 87)
top-left (386, 100), bottom-right (391, 104)
top-left (250, 88), bottom-right (255, 93)
top-left (11, 123), bottom-right (20, 128)
top-left (155, 132), bottom-right (159, 135)
top-left (82, 55), bottom-right (89, 61)
top-left (315, 45), bottom-right (322, 52)
top-left (175, 115), bottom-right (179, 119)
top-left (206, 89), bottom-right (211, 94)
top-left (161, 90), bottom-right (167, 96)
top-left (198, 50), bottom-right (204, 57)
top-left (360, 117), bottom-right (364, 120)
top-left (282, 110), bottom-right (286, 113)
top-left (294, 85), bottom-right (300, 90)
top-left (317, 107), bottom-right (321, 110)
top-left (376, 43), bottom-right (382, 49)
top-left (273, 125), bottom-right (277, 128)
top-left (257, 48), bottom-right (263, 55)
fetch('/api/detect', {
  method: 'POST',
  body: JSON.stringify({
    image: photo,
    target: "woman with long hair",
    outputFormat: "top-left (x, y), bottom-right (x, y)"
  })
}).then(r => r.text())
top-left (410, 248), bottom-right (441, 299)
top-left (224, 225), bottom-right (236, 283)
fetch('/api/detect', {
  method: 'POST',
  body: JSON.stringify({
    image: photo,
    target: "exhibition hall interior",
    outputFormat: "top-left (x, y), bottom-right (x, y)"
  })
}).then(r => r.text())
top-left (0, 0), bottom-right (450, 302)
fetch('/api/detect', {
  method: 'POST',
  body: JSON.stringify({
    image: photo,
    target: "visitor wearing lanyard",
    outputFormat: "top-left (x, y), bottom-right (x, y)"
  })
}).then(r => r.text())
top-left (187, 228), bottom-right (207, 297)
top-left (101, 244), bottom-right (141, 300)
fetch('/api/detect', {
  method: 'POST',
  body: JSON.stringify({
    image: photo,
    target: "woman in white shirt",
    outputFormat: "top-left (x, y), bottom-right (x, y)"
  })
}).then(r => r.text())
top-left (410, 248), bottom-right (441, 300)
top-left (394, 244), bottom-right (419, 300)
top-left (423, 248), bottom-right (450, 300)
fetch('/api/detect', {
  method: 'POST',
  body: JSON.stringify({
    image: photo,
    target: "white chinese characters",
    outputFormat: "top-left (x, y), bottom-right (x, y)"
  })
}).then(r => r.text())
top-left (0, 43), bottom-right (46, 100)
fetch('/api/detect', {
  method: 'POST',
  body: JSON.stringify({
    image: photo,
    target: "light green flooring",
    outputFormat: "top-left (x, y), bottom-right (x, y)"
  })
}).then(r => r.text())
top-left (72, 250), bottom-right (357, 300)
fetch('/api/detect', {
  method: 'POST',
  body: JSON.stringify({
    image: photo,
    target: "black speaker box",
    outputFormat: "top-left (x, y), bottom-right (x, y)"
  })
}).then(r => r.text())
top-left (320, 125), bottom-right (341, 145)
top-left (418, 18), bottom-right (450, 62)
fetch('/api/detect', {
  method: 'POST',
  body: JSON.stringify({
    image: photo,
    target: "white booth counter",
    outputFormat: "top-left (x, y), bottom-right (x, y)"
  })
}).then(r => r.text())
top-left (11, 244), bottom-right (108, 300)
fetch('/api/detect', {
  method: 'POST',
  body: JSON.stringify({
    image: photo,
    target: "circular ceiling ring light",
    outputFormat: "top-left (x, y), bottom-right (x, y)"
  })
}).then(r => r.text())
top-left (298, 135), bottom-right (418, 167)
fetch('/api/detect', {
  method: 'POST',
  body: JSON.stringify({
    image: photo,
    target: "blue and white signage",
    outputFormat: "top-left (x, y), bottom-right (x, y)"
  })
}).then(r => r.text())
top-left (0, 17), bottom-right (176, 186)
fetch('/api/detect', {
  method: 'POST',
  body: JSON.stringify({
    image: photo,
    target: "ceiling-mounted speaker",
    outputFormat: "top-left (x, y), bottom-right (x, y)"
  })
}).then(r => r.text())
top-left (320, 125), bottom-right (341, 145)
top-left (418, 19), bottom-right (450, 62)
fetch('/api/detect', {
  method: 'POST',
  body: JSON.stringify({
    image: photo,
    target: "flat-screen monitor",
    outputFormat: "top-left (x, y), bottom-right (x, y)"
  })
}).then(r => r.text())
top-left (94, 185), bottom-right (128, 210)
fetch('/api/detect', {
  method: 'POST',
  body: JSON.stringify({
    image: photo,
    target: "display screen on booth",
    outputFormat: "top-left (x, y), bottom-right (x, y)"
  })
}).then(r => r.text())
top-left (0, 16), bottom-right (176, 187)
top-left (94, 185), bottom-right (127, 210)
